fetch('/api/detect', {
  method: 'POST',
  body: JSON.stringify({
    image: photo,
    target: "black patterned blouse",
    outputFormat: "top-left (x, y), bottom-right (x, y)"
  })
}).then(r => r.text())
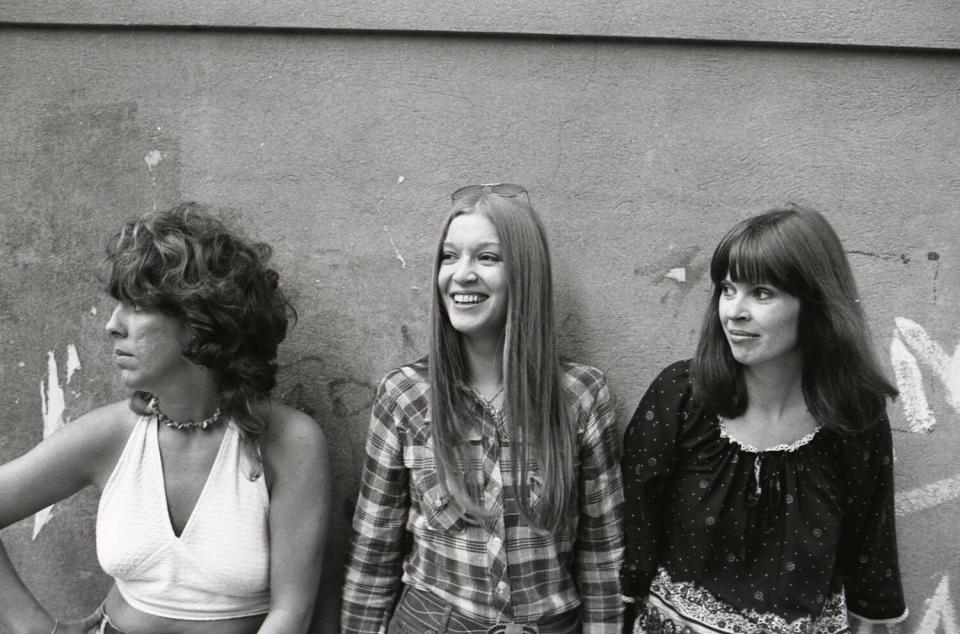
top-left (620, 360), bottom-right (906, 633)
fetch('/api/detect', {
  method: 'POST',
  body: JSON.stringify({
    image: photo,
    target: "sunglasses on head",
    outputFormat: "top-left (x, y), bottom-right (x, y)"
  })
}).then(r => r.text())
top-left (451, 183), bottom-right (528, 202)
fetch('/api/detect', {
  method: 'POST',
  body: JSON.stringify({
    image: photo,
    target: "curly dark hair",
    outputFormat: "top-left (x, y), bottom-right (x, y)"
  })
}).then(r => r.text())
top-left (104, 202), bottom-right (296, 441)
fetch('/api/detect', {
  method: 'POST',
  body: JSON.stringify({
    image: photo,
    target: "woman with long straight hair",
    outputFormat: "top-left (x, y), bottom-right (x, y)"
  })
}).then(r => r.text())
top-left (343, 184), bottom-right (624, 633)
top-left (621, 206), bottom-right (907, 633)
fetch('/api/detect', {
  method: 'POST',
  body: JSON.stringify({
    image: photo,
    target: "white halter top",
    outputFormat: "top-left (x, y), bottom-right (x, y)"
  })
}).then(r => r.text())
top-left (96, 415), bottom-right (271, 620)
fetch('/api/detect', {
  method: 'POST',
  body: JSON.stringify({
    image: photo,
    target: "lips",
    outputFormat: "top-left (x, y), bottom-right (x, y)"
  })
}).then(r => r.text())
top-left (725, 329), bottom-right (760, 345)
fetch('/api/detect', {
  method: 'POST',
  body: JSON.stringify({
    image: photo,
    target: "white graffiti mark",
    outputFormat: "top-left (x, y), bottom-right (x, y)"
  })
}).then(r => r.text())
top-left (890, 336), bottom-right (935, 433)
top-left (916, 575), bottom-right (959, 634)
top-left (852, 616), bottom-right (906, 633)
top-left (890, 317), bottom-right (960, 432)
top-left (895, 474), bottom-right (960, 517)
top-left (33, 346), bottom-right (81, 539)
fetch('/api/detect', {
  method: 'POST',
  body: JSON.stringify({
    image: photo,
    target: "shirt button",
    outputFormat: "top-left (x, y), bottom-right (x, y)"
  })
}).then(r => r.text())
top-left (433, 497), bottom-right (444, 509)
top-left (490, 536), bottom-right (502, 549)
top-left (496, 581), bottom-right (509, 596)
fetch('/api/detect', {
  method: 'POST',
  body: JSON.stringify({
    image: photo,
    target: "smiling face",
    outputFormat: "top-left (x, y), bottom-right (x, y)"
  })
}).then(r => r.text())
top-left (718, 275), bottom-right (801, 371)
top-left (105, 301), bottom-right (197, 392)
top-left (437, 212), bottom-right (509, 346)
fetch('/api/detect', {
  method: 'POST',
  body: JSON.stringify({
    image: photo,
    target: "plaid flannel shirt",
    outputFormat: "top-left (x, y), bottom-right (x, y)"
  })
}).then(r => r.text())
top-left (341, 359), bottom-right (623, 634)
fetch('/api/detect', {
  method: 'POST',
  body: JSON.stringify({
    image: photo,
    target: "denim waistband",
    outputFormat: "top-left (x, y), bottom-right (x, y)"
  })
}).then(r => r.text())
top-left (388, 585), bottom-right (580, 634)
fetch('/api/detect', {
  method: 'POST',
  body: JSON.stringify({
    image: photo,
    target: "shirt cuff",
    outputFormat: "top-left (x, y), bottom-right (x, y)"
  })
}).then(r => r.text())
top-left (848, 606), bottom-right (909, 625)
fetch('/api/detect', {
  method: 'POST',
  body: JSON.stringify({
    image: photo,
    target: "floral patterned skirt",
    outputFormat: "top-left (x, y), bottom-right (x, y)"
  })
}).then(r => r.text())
top-left (632, 568), bottom-right (850, 634)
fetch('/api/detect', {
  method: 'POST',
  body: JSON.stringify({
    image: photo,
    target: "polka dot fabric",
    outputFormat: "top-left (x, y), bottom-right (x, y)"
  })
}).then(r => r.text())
top-left (620, 360), bottom-right (906, 631)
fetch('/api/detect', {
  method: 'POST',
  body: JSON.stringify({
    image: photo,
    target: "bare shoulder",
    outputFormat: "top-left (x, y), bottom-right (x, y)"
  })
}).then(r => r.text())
top-left (257, 400), bottom-right (328, 467)
top-left (59, 400), bottom-right (141, 485)
top-left (0, 400), bottom-right (140, 519)
top-left (45, 400), bottom-right (137, 451)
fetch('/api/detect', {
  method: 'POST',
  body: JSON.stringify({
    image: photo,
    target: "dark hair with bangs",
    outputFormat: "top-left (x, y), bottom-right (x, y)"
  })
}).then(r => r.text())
top-left (428, 189), bottom-right (576, 534)
top-left (692, 206), bottom-right (896, 433)
top-left (105, 202), bottom-right (296, 442)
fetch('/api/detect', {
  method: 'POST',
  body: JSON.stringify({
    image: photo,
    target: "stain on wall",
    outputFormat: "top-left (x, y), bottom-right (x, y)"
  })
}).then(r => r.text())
top-left (0, 21), bottom-right (957, 633)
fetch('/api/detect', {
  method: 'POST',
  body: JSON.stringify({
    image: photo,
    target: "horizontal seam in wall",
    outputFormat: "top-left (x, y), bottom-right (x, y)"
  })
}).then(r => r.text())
top-left (2, 20), bottom-right (960, 55)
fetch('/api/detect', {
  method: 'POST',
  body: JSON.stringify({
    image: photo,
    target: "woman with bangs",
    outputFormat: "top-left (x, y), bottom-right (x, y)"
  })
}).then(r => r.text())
top-left (0, 203), bottom-right (329, 633)
top-left (621, 206), bottom-right (906, 633)
top-left (342, 184), bottom-right (623, 633)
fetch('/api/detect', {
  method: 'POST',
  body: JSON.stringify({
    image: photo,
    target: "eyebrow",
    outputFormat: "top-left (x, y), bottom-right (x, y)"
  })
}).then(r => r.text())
top-left (442, 240), bottom-right (501, 249)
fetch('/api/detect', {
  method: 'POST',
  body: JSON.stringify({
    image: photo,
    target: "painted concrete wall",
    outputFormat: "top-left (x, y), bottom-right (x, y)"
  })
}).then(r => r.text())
top-left (0, 18), bottom-right (957, 633)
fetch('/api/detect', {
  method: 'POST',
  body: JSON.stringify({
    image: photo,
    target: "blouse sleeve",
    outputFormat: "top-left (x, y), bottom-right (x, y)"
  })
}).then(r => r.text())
top-left (837, 411), bottom-right (908, 623)
top-left (573, 369), bottom-right (625, 634)
top-left (341, 375), bottom-right (411, 634)
top-left (619, 360), bottom-right (691, 599)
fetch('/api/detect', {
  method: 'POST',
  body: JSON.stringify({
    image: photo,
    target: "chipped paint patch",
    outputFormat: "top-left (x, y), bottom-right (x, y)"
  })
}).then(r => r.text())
top-left (144, 149), bottom-right (162, 170)
top-left (33, 345), bottom-right (82, 538)
top-left (35, 350), bottom-right (66, 539)
top-left (384, 226), bottom-right (407, 269)
top-left (66, 344), bottom-right (81, 383)
top-left (665, 267), bottom-right (686, 283)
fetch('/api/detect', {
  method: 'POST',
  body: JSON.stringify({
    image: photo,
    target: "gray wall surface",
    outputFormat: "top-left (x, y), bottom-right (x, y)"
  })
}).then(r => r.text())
top-left (1, 4), bottom-right (958, 632)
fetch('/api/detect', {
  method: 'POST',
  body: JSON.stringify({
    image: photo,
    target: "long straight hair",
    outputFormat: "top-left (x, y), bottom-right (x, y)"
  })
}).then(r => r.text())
top-left (693, 206), bottom-right (897, 433)
top-left (428, 190), bottom-right (576, 534)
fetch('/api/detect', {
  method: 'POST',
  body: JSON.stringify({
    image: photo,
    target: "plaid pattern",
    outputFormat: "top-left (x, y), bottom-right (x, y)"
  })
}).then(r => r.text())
top-left (342, 360), bottom-right (624, 634)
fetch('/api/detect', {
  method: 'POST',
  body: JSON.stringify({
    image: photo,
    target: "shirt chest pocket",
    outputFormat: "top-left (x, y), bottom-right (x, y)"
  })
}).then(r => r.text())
top-left (403, 442), bottom-right (465, 532)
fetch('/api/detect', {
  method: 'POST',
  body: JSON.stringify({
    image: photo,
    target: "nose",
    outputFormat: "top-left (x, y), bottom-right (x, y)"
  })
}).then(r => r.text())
top-left (721, 293), bottom-right (750, 322)
top-left (451, 258), bottom-right (478, 284)
top-left (105, 303), bottom-right (126, 338)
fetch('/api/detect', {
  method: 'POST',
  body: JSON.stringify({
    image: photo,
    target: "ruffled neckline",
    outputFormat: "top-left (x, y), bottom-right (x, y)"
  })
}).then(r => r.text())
top-left (717, 417), bottom-right (821, 453)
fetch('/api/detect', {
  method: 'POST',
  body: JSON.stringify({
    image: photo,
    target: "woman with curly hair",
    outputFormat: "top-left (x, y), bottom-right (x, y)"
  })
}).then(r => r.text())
top-left (0, 203), bottom-right (329, 633)
top-left (621, 207), bottom-right (906, 633)
top-left (342, 184), bottom-right (624, 633)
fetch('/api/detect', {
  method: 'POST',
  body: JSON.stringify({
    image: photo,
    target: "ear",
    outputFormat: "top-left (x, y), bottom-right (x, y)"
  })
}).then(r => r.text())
top-left (177, 323), bottom-right (199, 350)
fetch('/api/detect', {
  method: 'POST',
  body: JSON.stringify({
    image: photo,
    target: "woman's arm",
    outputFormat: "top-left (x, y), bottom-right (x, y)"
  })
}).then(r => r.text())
top-left (838, 411), bottom-right (908, 625)
top-left (341, 374), bottom-right (411, 634)
top-left (0, 402), bottom-right (132, 633)
top-left (572, 369), bottom-right (624, 634)
top-left (620, 361), bottom-right (688, 603)
top-left (258, 403), bottom-right (330, 634)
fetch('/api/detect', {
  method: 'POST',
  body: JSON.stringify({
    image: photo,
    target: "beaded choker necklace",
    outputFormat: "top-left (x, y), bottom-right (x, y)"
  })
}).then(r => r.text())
top-left (149, 396), bottom-right (223, 431)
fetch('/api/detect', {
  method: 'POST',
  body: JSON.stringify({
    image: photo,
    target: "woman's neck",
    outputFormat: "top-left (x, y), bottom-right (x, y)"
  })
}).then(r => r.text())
top-left (150, 369), bottom-right (221, 423)
top-left (742, 355), bottom-right (805, 422)
top-left (460, 336), bottom-right (504, 395)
